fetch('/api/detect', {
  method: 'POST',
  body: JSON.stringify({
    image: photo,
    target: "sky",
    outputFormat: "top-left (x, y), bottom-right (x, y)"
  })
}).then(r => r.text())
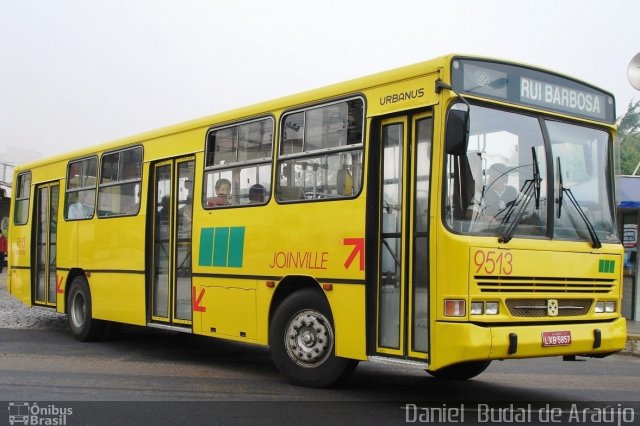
top-left (0, 0), bottom-right (639, 171)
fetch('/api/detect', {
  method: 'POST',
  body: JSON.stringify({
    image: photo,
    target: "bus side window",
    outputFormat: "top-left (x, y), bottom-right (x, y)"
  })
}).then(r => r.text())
top-left (13, 172), bottom-right (32, 225)
top-left (276, 98), bottom-right (364, 202)
top-left (203, 117), bottom-right (273, 208)
top-left (97, 147), bottom-right (142, 217)
top-left (65, 157), bottom-right (97, 220)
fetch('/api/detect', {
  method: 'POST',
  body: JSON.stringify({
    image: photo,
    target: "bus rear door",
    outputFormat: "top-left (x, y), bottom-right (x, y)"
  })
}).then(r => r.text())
top-left (33, 182), bottom-right (59, 308)
top-left (150, 157), bottom-right (195, 328)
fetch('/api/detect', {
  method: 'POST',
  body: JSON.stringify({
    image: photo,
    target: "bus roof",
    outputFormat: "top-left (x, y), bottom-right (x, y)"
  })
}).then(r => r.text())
top-left (15, 53), bottom-right (615, 171)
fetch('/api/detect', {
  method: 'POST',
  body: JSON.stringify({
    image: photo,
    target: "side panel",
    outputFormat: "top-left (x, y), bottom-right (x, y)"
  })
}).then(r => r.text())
top-left (191, 198), bottom-right (368, 358)
top-left (198, 283), bottom-right (258, 340)
top-left (77, 216), bottom-right (146, 271)
top-left (76, 214), bottom-right (147, 325)
top-left (8, 260), bottom-right (31, 306)
top-left (90, 273), bottom-right (146, 325)
top-left (324, 284), bottom-right (366, 359)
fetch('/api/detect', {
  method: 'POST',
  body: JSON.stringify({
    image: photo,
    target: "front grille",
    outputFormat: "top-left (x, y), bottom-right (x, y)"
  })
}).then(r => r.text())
top-left (475, 276), bottom-right (615, 293)
top-left (506, 298), bottom-right (593, 317)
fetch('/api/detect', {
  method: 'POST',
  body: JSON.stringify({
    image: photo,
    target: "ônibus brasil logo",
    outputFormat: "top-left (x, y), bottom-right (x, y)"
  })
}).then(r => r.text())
top-left (8, 402), bottom-right (73, 425)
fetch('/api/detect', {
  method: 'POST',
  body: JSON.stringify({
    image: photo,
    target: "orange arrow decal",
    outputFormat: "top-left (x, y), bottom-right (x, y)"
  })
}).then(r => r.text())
top-left (344, 238), bottom-right (365, 271)
top-left (193, 287), bottom-right (206, 312)
top-left (56, 275), bottom-right (64, 294)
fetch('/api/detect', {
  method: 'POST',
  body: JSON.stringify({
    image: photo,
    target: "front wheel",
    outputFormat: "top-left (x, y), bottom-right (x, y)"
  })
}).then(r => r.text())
top-left (426, 360), bottom-right (491, 380)
top-left (67, 276), bottom-right (104, 342)
top-left (269, 288), bottom-right (358, 388)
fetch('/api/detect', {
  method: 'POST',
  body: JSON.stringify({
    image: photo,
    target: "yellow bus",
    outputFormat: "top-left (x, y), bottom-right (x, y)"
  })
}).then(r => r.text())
top-left (8, 54), bottom-right (627, 387)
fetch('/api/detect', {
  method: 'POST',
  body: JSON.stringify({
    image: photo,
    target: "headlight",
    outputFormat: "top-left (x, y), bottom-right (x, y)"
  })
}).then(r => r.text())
top-left (595, 301), bottom-right (616, 313)
top-left (471, 302), bottom-right (484, 315)
top-left (605, 301), bottom-right (616, 313)
top-left (485, 302), bottom-right (499, 315)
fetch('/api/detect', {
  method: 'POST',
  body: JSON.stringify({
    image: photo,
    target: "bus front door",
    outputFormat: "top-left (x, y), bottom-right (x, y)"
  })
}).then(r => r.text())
top-left (33, 182), bottom-right (59, 308)
top-left (150, 157), bottom-right (195, 328)
top-left (376, 113), bottom-right (432, 359)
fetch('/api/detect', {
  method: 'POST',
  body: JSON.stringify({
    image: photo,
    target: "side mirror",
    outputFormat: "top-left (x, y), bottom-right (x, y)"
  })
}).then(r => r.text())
top-left (445, 105), bottom-right (470, 156)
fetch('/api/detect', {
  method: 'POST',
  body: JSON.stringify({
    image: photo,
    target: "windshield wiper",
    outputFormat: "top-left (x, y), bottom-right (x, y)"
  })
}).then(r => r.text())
top-left (498, 148), bottom-right (542, 244)
top-left (532, 148), bottom-right (541, 209)
top-left (556, 157), bottom-right (602, 249)
top-left (557, 159), bottom-right (564, 218)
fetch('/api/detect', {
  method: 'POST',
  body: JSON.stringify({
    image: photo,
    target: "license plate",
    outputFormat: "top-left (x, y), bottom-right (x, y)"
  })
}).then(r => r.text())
top-left (542, 331), bottom-right (572, 347)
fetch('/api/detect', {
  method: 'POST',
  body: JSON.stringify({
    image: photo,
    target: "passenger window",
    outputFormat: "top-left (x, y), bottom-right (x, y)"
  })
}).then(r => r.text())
top-left (204, 117), bottom-right (273, 207)
top-left (282, 112), bottom-right (304, 155)
top-left (65, 157), bottom-right (97, 220)
top-left (210, 127), bottom-right (237, 166)
top-left (277, 98), bottom-right (364, 202)
top-left (14, 172), bottom-right (31, 225)
top-left (97, 147), bottom-right (142, 217)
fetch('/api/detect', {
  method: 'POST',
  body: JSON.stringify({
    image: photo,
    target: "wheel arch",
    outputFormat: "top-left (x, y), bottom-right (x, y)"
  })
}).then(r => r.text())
top-left (267, 275), bottom-right (367, 361)
top-left (267, 279), bottom-right (358, 387)
top-left (64, 268), bottom-right (88, 313)
top-left (268, 275), bottom-right (325, 339)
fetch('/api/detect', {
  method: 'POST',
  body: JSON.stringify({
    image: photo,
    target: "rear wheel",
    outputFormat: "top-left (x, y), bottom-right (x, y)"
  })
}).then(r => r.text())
top-left (269, 288), bottom-right (358, 388)
top-left (426, 360), bottom-right (491, 380)
top-left (67, 276), bottom-right (104, 341)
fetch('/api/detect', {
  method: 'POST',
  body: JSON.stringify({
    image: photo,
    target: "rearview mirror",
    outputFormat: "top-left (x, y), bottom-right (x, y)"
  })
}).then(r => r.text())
top-left (445, 105), bottom-right (470, 156)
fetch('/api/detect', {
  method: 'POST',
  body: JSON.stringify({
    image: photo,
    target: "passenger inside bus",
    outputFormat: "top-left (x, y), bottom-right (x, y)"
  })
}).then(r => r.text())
top-left (206, 178), bottom-right (233, 206)
top-left (157, 195), bottom-right (170, 221)
top-left (248, 183), bottom-right (266, 204)
top-left (178, 179), bottom-right (194, 237)
top-left (67, 192), bottom-right (90, 219)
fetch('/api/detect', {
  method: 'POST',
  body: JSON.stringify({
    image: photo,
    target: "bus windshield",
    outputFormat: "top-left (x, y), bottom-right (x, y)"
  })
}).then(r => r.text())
top-left (444, 104), bottom-right (618, 244)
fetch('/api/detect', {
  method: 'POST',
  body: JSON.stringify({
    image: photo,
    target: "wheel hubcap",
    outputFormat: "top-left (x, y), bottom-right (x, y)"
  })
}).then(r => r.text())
top-left (70, 292), bottom-right (86, 329)
top-left (285, 309), bottom-right (334, 368)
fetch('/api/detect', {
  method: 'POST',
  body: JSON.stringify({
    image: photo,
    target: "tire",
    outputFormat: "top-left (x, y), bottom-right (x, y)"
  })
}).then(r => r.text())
top-left (67, 276), bottom-right (104, 342)
top-left (426, 360), bottom-right (491, 380)
top-left (269, 288), bottom-right (358, 388)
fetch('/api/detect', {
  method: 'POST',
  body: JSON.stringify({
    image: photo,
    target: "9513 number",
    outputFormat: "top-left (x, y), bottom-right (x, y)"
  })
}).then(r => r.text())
top-left (473, 249), bottom-right (513, 275)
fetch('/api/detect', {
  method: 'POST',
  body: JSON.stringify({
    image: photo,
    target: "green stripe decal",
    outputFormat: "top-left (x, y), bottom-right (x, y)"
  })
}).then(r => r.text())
top-left (199, 227), bottom-right (215, 266)
top-left (228, 227), bottom-right (245, 267)
top-left (598, 259), bottom-right (615, 273)
top-left (199, 226), bottom-right (245, 268)
top-left (213, 227), bottom-right (230, 267)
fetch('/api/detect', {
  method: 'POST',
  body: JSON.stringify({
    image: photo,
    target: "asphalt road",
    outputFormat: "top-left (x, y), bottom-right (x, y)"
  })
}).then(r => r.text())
top-left (2, 273), bottom-right (640, 425)
top-left (1, 325), bottom-right (640, 425)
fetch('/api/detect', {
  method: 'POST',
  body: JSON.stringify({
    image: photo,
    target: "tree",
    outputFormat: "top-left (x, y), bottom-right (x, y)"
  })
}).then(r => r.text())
top-left (618, 100), bottom-right (640, 175)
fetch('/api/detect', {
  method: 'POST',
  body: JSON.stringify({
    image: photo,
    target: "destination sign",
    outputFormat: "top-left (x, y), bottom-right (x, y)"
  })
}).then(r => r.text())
top-left (451, 58), bottom-right (615, 123)
top-left (520, 76), bottom-right (605, 119)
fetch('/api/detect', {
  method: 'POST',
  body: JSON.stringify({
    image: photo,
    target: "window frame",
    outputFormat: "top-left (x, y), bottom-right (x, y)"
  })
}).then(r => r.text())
top-left (205, 116), bottom-right (275, 170)
top-left (203, 115), bottom-right (275, 208)
top-left (276, 96), bottom-right (366, 203)
top-left (13, 171), bottom-right (32, 225)
top-left (64, 156), bottom-right (98, 221)
top-left (97, 146), bottom-right (143, 218)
